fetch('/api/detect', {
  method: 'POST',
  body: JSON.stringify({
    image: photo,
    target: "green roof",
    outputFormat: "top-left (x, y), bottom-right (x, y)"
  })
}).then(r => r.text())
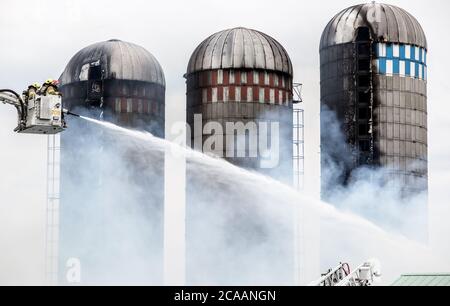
top-left (392, 274), bottom-right (450, 286)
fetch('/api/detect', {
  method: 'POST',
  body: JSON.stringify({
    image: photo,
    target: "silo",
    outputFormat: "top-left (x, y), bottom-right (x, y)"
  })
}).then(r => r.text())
top-left (186, 27), bottom-right (294, 183)
top-left (184, 28), bottom-right (296, 285)
top-left (58, 39), bottom-right (166, 284)
top-left (320, 3), bottom-right (428, 200)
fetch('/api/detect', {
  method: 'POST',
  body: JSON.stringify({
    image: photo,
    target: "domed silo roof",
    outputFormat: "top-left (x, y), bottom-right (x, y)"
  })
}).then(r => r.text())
top-left (60, 39), bottom-right (165, 86)
top-left (187, 27), bottom-right (293, 76)
top-left (320, 3), bottom-right (427, 50)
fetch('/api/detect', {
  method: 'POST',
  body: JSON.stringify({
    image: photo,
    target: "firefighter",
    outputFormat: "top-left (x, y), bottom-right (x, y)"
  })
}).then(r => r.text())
top-left (24, 83), bottom-right (41, 101)
top-left (39, 79), bottom-right (65, 127)
top-left (40, 79), bottom-right (61, 96)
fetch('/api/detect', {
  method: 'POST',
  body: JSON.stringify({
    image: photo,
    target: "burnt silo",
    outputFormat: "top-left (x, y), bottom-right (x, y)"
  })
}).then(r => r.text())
top-left (184, 28), bottom-right (296, 285)
top-left (58, 39), bottom-right (166, 285)
top-left (186, 27), bottom-right (294, 183)
top-left (60, 39), bottom-right (165, 136)
top-left (320, 3), bottom-right (428, 200)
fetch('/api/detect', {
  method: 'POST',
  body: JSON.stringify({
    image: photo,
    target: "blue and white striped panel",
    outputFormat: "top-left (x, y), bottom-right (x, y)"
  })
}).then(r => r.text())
top-left (374, 43), bottom-right (427, 80)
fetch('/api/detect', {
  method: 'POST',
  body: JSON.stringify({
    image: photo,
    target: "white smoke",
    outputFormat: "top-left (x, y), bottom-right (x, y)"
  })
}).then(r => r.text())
top-left (320, 105), bottom-right (428, 242)
top-left (55, 115), bottom-right (449, 286)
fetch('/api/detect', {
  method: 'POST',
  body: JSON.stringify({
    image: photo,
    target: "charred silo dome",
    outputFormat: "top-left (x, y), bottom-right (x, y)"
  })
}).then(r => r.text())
top-left (59, 39), bottom-right (165, 134)
top-left (320, 3), bottom-right (427, 50)
top-left (187, 27), bottom-right (293, 76)
top-left (60, 39), bottom-right (165, 86)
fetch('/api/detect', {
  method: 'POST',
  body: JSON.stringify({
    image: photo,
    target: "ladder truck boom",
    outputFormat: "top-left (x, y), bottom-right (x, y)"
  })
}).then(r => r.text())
top-left (1, 87), bottom-right (79, 135)
top-left (310, 260), bottom-right (381, 286)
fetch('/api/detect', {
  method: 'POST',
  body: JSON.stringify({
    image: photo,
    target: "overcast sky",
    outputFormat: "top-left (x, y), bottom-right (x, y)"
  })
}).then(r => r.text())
top-left (1, 0), bottom-right (449, 284)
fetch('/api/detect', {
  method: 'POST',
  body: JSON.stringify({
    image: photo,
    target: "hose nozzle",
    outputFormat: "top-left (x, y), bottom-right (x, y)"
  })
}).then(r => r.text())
top-left (63, 109), bottom-right (80, 117)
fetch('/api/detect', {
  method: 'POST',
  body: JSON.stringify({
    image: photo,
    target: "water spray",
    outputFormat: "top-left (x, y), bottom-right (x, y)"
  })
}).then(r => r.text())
top-left (63, 109), bottom-right (81, 118)
top-left (67, 119), bottom-right (443, 285)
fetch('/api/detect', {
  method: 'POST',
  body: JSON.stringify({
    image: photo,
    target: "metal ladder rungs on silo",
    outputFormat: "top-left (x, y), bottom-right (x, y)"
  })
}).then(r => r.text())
top-left (292, 83), bottom-right (306, 285)
top-left (293, 83), bottom-right (305, 191)
top-left (45, 135), bottom-right (61, 285)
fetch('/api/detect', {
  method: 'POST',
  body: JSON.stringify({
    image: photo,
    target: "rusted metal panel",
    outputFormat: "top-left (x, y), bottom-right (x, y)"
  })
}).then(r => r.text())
top-left (223, 70), bottom-right (229, 85)
top-left (265, 88), bottom-right (270, 103)
top-left (218, 87), bottom-right (223, 102)
top-left (241, 85), bottom-right (248, 101)
top-left (207, 87), bottom-right (212, 102)
top-left (234, 70), bottom-right (241, 84)
top-left (229, 86), bottom-right (235, 101)
top-left (211, 70), bottom-right (217, 86)
top-left (259, 72), bottom-right (265, 85)
top-left (121, 99), bottom-right (127, 113)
